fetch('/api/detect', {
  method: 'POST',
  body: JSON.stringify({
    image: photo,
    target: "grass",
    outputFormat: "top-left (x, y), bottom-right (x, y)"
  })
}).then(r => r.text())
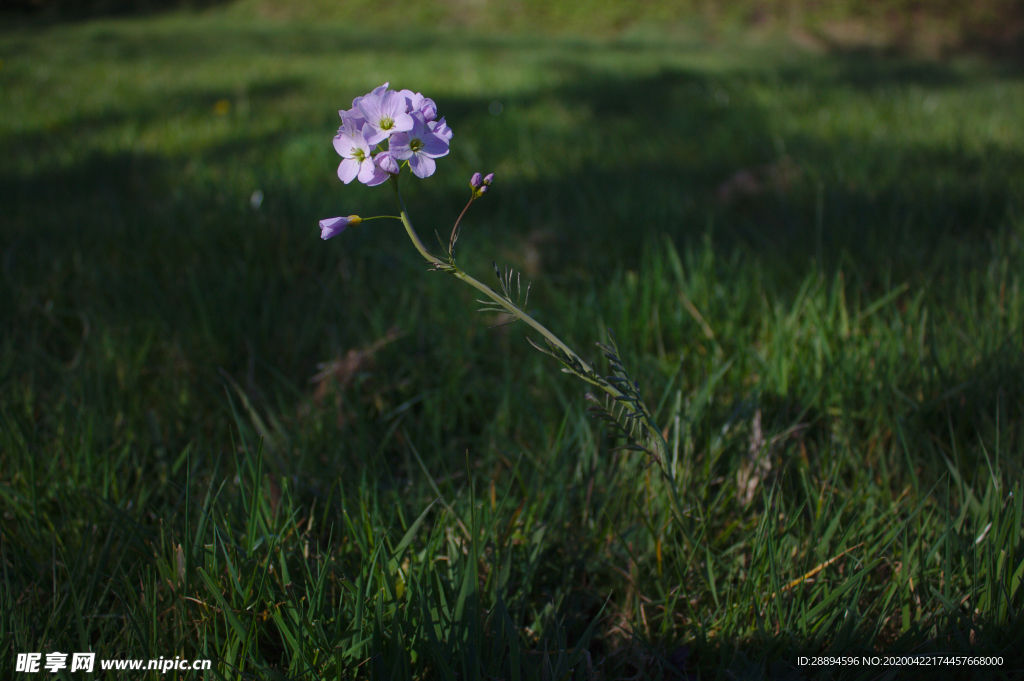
top-left (1, 9), bottom-right (1024, 680)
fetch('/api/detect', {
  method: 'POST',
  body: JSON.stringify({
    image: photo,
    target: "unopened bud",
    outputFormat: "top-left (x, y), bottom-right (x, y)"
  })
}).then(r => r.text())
top-left (470, 172), bottom-right (482, 188)
top-left (478, 185), bottom-right (488, 194)
top-left (483, 173), bottom-right (494, 185)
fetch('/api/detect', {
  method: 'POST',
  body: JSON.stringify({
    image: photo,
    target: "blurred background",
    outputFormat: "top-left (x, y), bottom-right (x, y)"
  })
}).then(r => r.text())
top-left (4, 0), bottom-right (1024, 57)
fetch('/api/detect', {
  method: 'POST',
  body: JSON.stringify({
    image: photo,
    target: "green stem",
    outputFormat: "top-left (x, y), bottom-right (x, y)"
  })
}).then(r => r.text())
top-left (391, 177), bottom-right (669, 465)
top-left (449, 197), bottom-right (475, 254)
top-left (393, 180), bottom-right (591, 372)
top-left (392, 177), bottom-right (442, 268)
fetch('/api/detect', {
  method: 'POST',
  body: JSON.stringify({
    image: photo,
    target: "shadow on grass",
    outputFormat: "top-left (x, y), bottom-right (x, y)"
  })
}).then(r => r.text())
top-left (910, 335), bottom-right (1024, 470)
top-left (0, 0), bottom-right (230, 25)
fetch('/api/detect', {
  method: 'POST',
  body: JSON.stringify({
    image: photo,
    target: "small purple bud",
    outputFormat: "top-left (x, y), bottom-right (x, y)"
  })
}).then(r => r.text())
top-left (478, 185), bottom-right (488, 194)
top-left (320, 215), bottom-right (361, 240)
top-left (470, 172), bottom-right (482, 188)
top-left (483, 173), bottom-right (494, 185)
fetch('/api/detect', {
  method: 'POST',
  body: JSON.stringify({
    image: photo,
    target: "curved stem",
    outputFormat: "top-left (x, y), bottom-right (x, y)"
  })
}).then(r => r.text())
top-left (393, 181), bottom-right (592, 373)
top-left (392, 177), bottom-right (443, 268)
top-left (449, 197), bottom-right (474, 254)
top-left (391, 177), bottom-right (668, 465)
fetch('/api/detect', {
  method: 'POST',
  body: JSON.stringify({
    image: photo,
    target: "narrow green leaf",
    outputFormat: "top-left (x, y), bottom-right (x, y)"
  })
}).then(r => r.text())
top-left (392, 497), bottom-right (440, 558)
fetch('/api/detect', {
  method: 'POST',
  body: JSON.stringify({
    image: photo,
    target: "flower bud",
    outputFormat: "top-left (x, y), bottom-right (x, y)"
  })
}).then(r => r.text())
top-left (470, 172), bottom-right (482, 188)
top-left (482, 173), bottom-right (494, 186)
top-left (320, 215), bottom-right (360, 240)
top-left (478, 185), bottom-right (488, 194)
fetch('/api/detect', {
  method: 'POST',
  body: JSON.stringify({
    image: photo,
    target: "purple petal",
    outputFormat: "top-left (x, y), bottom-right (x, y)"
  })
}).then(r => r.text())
top-left (332, 134), bottom-right (351, 157)
top-left (418, 133), bottom-right (450, 158)
top-left (428, 117), bottom-right (453, 141)
top-left (377, 151), bottom-right (400, 175)
top-left (380, 91), bottom-right (404, 117)
top-left (338, 111), bottom-right (366, 136)
top-left (408, 154), bottom-right (436, 179)
top-left (319, 216), bottom-right (350, 240)
top-left (388, 132), bottom-right (413, 160)
top-left (354, 84), bottom-right (386, 110)
top-left (356, 157), bottom-right (380, 184)
top-left (357, 94), bottom-right (385, 126)
top-left (408, 111), bottom-right (428, 134)
top-left (399, 89), bottom-right (423, 112)
top-left (338, 158), bottom-right (359, 184)
top-left (391, 111), bottom-right (414, 132)
top-left (363, 164), bottom-right (391, 186)
top-left (362, 128), bottom-right (387, 146)
top-left (418, 98), bottom-right (437, 121)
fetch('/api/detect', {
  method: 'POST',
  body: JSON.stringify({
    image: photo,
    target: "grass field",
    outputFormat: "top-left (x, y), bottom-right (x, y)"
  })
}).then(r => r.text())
top-left (1, 8), bottom-right (1024, 680)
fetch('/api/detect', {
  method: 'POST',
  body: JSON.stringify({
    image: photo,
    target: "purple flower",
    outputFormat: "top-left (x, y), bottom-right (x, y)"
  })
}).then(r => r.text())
top-left (333, 127), bottom-right (385, 185)
top-left (357, 83), bottom-right (414, 146)
top-left (390, 113), bottom-right (450, 179)
top-left (320, 215), bottom-right (361, 240)
top-left (329, 85), bottom-right (451, 186)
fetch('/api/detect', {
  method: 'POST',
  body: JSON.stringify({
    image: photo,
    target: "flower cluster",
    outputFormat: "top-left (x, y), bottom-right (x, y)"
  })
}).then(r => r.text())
top-left (333, 83), bottom-right (452, 186)
top-left (470, 172), bottom-right (495, 198)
